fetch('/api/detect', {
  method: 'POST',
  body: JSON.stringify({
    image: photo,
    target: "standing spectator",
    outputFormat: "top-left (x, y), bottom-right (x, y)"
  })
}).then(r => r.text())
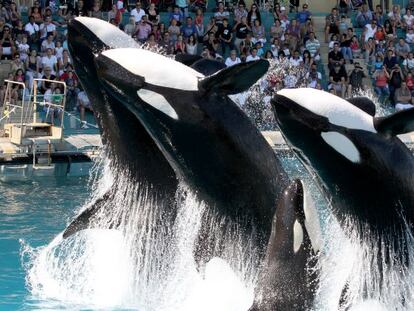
top-left (305, 32), bottom-right (320, 62)
top-left (233, 16), bottom-right (250, 54)
top-left (395, 81), bottom-right (414, 111)
top-left (225, 49), bottom-right (241, 67)
top-left (296, 3), bottom-right (312, 28)
top-left (329, 63), bottom-right (347, 98)
top-left (131, 2), bottom-right (146, 23)
top-left (218, 18), bottom-right (233, 55)
top-left (347, 62), bottom-right (366, 95)
top-left (146, 3), bottom-right (160, 26)
top-left (383, 48), bottom-right (397, 73)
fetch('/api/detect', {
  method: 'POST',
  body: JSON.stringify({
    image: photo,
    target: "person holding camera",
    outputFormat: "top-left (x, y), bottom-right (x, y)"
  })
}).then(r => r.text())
top-left (388, 64), bottom-right (405, 104)
top-left (348, 62), bottom-right (366, 96)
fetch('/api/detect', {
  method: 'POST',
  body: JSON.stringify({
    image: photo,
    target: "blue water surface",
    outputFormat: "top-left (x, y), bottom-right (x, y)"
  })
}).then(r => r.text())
top-left (0, 177), bottom-right (90, 310)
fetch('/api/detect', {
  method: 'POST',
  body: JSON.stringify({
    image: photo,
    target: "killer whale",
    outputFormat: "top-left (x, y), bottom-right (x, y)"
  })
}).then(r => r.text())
top-left (249, 179), bottom-right (320, 311)
top-left (92, 47), bottom-right (289, 265)
top-left (63, 17), bottom-right (178, 238)
top-left (271, 88), bottom-right (414, 261)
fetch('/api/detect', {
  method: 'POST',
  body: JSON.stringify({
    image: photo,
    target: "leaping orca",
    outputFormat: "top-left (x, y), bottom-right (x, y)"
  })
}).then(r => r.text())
top-left (63, 17), bottom-right (178, 238)
top-left (92, 47), bottom-right (289, 266)
top-left (272, 88), bottom-right (414, 263)
top-left (249, 179), bottom-right (321, 311)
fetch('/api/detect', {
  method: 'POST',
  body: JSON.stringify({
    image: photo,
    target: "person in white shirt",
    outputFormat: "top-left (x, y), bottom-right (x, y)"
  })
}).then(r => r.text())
top-left (406, 27), bottom-right (414, 43)
top-left (363, 19), bottom-right (377, 42)
top-left (289, 50), bottom-right (303, 67)
top-left (225, 50), bottom-right (241, 67)
top-left (404, 9), bottom-right (414, 30)
top-left (41, 48), bottom-right (58, 74)
top-left (17, 36), bottom-right (30, 61)
top-left (130, 2), bottom-right (145, 23)
top-left (41, 34), bottom-right (55, 55)
top-left (246, 48), bottom-right (260, 62)
top-left (25, 15), bottom-right (39, 37)
top-left (403, 52), bottom-right (414, 74)
top-left (39, 16), bottom-right (56, 41)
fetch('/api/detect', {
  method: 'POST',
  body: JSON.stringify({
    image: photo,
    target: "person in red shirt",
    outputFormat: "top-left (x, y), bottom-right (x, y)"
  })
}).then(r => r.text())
top-left (405, 72), bottom-right (414, 92)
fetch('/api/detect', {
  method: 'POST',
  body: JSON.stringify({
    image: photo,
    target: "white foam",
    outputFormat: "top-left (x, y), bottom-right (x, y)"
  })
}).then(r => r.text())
top-left (277, 88), bottom-right (376, 133)
top-left (321, 132), bottom-right (361, 163)
top-left (75, 17), bottom-right (139, 48)
top-left (101, 48), bottom-right (204, 91)
top-left (293, 220), bottom-right (303, 253)
top-left (137, 89), bottom-right (179, 120)
top-left (301, 180), bottom-right (321, 253)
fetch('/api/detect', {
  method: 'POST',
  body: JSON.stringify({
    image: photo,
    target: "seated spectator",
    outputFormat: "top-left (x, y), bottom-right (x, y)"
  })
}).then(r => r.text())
top-left (108, 4), bottom-right (122, 26)
top-left (284, 71), bottom-right (298, 88)
top-left (374, 26), bottom-right (386, 42)
top-left (395, 38), bottom-right (410, 62)
top-left (251, 19), bottom-right (266, 45)
top-left (0, 26), bottom-right (16, 60)
top-left (406, 27), bottom-right (414, 44)
top-left (374, 67), bottom-right (390, 97)
top-left (363, 19), bottom-right (377, 43)
top-left (39, 16), bottom-right (57, 42)
top-left (181, 16), bottom-right (196, 39)
top-left (383, 49), bottom-right (398, 73)
top-left (305, 32), bottom-right (320, 62)
top-left (247, 3), bottom-right (261, 28)
top-left (289, 50), bottom-right (303, 67)
top-left (263, 50), bottom-right (274, 60)
top-left (373, 53), bottom-right (384, 71)
top-left (160, 32), bottom-right (174, 54)
top-left (240, 32), bottom-right (253, 56)
top-left (302, 49), bottom-right (314, 69)
top-left (17, 36), bottom-right (30, 61)
top-left (174, 34), bottom-right (186, 54)
top-left (234, 2), bottom-right (247, 23)
top-left (278, 6), bottom-right (290, 29)
top-left (214, 2), bottom-right (229, 25)
top-left (403, 52), bottom-right (414, 74)
top-left (194, 9), bottom-right (204, 41)
top-left (13, 20), bottom-right (26, 44)
top-left (203, 31), bottom-right (219, 57)
top-left (124, 16), bottom-right (137, 37)
top-left (32, 6), bottom-right (43, 24)
top-left (41, 67), bottom-right (57, 94)
top-left (41, 48), bottom-right (58, 75)
top-left (373, 7), bottom-right (385, 27)
top-left (135, 15), bottom-right (152, 43)
top-left (60, 69), bottom-right (79, 109)
top-left (296, 3), bottom-right (312, 28)
top-left (395, 81), bottom-right (414, 111)
top-left (404, 8), bottom-right (414, 30)
top-left (132, 2), bottom-right (146, 23)
top-left (383, 20), bottom-right (396, 42)
top-left (389, 64), bottom-right (404, 103)
top-left (306, 63), bottom-right (322, 82)
top-left (74, 0), bottom-right (88, 16)
top-left (340, 33), bottom-right (353, 64)
top-left (406, 72), bottom-right (414, 91)
top-left (25, 49), bottom-right (40, 88)
top-left (41, 34), bottom-right (55, 55)
top-left (58, 50), bottom-right (72, 76)
top-left (14, 68), bottom-right (25, 85)
top-left (146, 3), bottom-right (160, 26)
top-left (185, 34), bottom-right (197, 54)
top-left (329, 62), bottom-right (347, 98)
top-left (168, 18), bottom-right (181, 44)
top-left (328, 34), bottom-right (340, 51)
top-left (348, 62), bottom-right (366, 95)
top-left (270, 18), bottom-right (285, 40)
top-left (246, 47), bottom-right (260, 62)
top-left (338, 0), bottom-right (352, 17)
top-left (11, 53), bottom-right (24, 73)
top-left (290, 0), bottom-right (299, 13)
top-left (286, 18), bottom-right (301, 47)
top-left (146, 33), bottom-right (158, 49)
top-left (350, 35), bottom-right (362, 58)
top-left (270, 38), bottom-right (281, 58)
top-left (355, 4), bottom-right (373, 28)
top-left (89, 0), bottom-right (104, 19)
top-left (225, 49), bottom-right (241, 67)
top-left (325, 7), bottom-right (340, 43)
top-left (364, 37), bottom-right (376, 72)
top-left (339, 15), bottom-right (350, 34)
top-left (189, 0), bottom-right (206, 12)
top-left (388, 5), bottom-right (403, 28)
top-left (328, 42), bottom-right (345, 70)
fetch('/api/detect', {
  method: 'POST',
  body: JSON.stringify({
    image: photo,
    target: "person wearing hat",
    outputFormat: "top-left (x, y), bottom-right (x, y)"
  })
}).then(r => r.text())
top-left (348, 62), bottom-right (366, 96)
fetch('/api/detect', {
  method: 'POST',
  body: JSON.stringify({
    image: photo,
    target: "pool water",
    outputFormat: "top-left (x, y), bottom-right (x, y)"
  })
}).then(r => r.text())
top-left (0, 177), bottom-right (90, 310)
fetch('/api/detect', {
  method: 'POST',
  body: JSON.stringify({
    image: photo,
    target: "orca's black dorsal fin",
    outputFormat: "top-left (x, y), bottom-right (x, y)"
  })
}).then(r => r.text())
top-left (174, 54), bottom-right (203, 67)
top-left (346, 97), bottom-right (376, 116)
top-left (199, 59), bottom-right (269, 95)
top-left (374, 108), bottom-right (414, 138)
top-left (190, 58), bottom-right (226, 76)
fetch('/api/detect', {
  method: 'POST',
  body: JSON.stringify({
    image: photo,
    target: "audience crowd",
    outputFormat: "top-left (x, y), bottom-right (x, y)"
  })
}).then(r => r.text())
top-left (0, 0), bottom-right (414, 123)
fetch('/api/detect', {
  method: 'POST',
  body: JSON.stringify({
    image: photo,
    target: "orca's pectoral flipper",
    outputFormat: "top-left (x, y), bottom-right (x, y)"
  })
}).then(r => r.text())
top-left (374, 107), bottom-right (414, 137)
top-left (62, 190), bottom-right (113, 239)
top-left (199, 59), bottom-right (269, 95)
top-left (346, 97), bottom-right (376, 116)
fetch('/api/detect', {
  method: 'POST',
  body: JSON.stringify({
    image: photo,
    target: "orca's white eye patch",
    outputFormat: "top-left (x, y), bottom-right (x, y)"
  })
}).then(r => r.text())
top-left (293, 220), bottom-right (303, 253)
top-left (137, 89), bottom-right (179, 120)
top-left (277, 88), bottom-right (376, 133)
top-left (321, 132), bottom-right (360, 163)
